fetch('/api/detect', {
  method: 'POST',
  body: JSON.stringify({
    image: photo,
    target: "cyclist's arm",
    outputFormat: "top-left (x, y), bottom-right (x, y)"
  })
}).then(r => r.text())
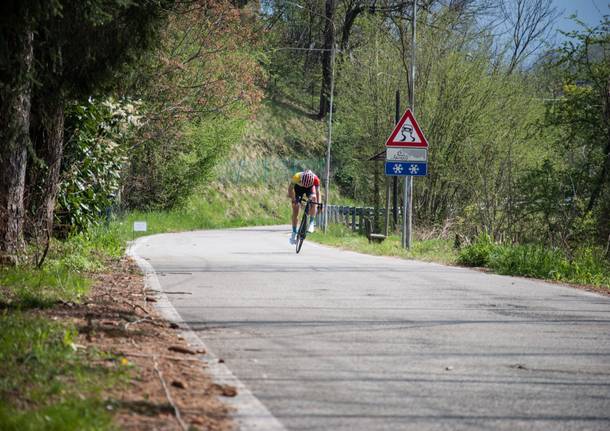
top-left (316, 186), bottom-right (321, 206)
top-left (288, 182), bottom-right (295, 201)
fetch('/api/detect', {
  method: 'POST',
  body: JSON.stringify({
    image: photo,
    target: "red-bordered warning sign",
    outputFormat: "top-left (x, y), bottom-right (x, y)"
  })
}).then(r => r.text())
top-left (385, 109), bottom-right (428, 148)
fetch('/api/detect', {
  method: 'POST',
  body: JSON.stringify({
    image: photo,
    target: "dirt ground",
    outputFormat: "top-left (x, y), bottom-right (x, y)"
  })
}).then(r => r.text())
top-left (45, 257), bottom-right (235, 431)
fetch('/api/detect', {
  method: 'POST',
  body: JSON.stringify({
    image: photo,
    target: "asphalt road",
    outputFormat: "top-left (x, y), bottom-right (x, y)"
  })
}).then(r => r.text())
top-left (134, 225), bottom-right (610, 431)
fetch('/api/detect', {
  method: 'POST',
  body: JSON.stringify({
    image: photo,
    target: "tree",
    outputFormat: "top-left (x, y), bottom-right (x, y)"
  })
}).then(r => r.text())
top-left (498, 0), bottom-right (559, 74)
top-left (25, 0), bottom-right (172, 238)
top-left (333, 2), bottom-right (546, 241)
top-left (121, 0), bottom-right (264, 209)
top-left (540, 16), bottom-right (610, 247)
top-left (0, 0), bottom-right (173, 262)
top-left (0, 1), bottom-right (56, 263)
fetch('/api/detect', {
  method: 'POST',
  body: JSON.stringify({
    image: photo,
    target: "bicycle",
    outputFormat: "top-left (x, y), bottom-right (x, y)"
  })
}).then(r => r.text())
top-left (295, 197), bottom-right (323, 254)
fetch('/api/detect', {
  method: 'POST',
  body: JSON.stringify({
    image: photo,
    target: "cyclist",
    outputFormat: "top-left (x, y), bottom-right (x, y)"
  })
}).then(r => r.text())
top-left (288, 169), bottom-right (321, 244)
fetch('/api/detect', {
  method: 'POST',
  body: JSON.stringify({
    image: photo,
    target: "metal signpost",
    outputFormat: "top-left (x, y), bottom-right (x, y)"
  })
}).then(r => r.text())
top-left (386, 0), bottom-right (423, 249)
top-left (384, 107), bottom-right (428, 252)
top-left (384, 11), bottom-right (430, 249)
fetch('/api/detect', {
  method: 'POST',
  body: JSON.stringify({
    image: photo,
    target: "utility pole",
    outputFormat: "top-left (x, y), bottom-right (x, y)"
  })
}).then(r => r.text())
top-left (402, 0), bottom-right (416, 249)
top-left (393, 89), bottom-right (400, 228)
top-left (323, 40), bottom-right (335, 233)
top-left (287, 2), bottom-right (335, 233)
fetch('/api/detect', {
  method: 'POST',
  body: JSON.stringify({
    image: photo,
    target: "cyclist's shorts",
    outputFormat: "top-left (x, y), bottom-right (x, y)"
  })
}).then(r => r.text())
top-left (294, 184), bottom-right (315, 201)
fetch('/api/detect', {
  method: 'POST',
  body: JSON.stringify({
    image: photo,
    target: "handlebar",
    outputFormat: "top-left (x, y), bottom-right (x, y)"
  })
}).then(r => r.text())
top-left (295, 197), bottom-right (324, 209)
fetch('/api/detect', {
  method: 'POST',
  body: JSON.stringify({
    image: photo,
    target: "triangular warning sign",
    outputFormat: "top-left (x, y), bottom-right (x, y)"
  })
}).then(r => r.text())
top-left (385, 109), bottom-right (428, 148)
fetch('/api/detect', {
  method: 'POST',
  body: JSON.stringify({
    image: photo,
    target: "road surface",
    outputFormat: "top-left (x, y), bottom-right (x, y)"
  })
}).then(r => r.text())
top-left (132, 225), bottom-right (610, 431)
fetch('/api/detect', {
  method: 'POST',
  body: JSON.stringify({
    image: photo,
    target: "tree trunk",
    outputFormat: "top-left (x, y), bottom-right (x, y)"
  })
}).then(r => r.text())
top-left (318, 0), bottom-right (336, 119)
top-left (0, 30), bottom-right (34, 264)
top-left (587, 78), bottom-right (610, 214)
top-left (27, 95), bottom-right (65, 239)
top-left (340, 5), bottom-right (364, 52)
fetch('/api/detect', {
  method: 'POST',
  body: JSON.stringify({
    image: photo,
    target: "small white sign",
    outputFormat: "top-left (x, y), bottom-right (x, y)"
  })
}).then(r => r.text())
top-left (133, 221), bottom-right (147, 232)
top-left (386, 147), bottom-right (427, 162)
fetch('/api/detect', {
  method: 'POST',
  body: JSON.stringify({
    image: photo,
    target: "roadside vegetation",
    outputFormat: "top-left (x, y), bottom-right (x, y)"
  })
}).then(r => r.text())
top-left (310, 226), bottom-right (610, 290)
top-left (310, 224), bottom-right (458, 265)
top-left (0, 312), bottom-right (125, 431)
top-left (457, 234), bottom-right (610, 288)
top-left (0, 229), bottom-right (126, 430)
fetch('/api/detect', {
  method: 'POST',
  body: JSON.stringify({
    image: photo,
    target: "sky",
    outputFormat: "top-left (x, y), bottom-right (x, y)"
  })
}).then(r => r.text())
top-left (551, 0), bottom-right (608, 37)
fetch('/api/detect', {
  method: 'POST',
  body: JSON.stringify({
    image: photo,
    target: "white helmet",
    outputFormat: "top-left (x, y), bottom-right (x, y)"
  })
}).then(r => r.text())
top-left (301, 170), bottom-right (315, 187)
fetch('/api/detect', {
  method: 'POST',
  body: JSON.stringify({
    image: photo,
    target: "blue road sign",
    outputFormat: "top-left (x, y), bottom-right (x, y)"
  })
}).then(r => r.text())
top-left (385, 161), bottom-right (427, 176)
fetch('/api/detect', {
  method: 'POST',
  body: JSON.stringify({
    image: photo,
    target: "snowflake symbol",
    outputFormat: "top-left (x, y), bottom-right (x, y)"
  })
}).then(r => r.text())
top-left (409, 164), bottom-right (420, 174)
top-left (392, 164), bottom-right (403, 174)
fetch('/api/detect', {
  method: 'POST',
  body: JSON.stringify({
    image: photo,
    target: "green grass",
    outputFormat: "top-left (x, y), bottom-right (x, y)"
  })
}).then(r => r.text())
top-left (0, 219), bottom-right (130, 429)
top-left (309, 224), bottom-right (458, 265)
top-left (310, 225), bottom-right (610, 289)
top-left (0, 312), bottom-right (125, 431)
top-left (0, 266), bottom-right (89, 309)
top-left (243, 98), bottom-right (326, 157)
top-left (0, 222), bottom-right (126, 309)
top-left (458, 236), bottom-right (610, 288)
top-left (115, 185), bottom-right (292, 241)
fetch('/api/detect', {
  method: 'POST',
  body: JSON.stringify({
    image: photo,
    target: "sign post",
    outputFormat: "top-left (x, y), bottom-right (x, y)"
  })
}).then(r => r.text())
top-left (383, 0), bottom-right (423, 249)
top-left (405, 0), bottom-right (417, 249)
top-left (132, 220), bottom-right (147, 241)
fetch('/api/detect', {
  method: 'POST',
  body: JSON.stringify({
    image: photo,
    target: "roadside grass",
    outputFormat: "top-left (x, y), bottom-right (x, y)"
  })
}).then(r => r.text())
top-left (115, 185), bottom-right (292, 241)
top-left (311, 225), bottom-right (610, 290)
top-left (0, 221), bottom-right (126, 309)
top-left (0, 312), bottom-right (126, 431)
top-left (0, 224), bottom-right (129, 429)
top-left (458, 235), bottom-right (610, 289)
top-left (309, 224), bottom-right (458, 265)
top-left (243, 98), bottom-right (326, 156)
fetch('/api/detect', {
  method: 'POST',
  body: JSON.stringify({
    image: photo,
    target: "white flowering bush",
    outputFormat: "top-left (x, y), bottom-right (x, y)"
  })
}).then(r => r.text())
top-left (56, 97), bottom-right (142, 234)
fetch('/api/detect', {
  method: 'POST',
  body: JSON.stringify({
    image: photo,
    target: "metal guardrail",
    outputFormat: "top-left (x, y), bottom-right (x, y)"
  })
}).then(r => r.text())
top-left (325, 205), bottom-right (403, 234)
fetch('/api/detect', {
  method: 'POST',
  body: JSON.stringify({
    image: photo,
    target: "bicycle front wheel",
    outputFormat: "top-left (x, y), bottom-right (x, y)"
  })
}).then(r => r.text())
top-left (296, 213), bottom-right (308, 253)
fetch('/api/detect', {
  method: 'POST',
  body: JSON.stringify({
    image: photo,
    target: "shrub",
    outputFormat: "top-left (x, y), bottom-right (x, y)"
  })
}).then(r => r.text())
top-left (488, 244), bottom-right (569, 279)
top-left (457, 233), bottom-right (495, 267)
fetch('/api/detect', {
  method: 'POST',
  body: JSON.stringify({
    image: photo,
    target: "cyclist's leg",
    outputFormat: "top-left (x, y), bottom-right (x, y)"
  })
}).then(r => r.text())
top-left (291, 199), bottom-right (300, 229)
top-left (308, 192), bottom-right (317, 217)
top-left (305, 187), bottom-right (317, 232)
top-left (291, 185), bottom-right (305, 242)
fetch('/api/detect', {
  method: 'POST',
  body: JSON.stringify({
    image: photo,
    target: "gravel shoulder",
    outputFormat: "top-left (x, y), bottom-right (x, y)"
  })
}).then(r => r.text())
top-left (46, 257), bottom-right (236, 431)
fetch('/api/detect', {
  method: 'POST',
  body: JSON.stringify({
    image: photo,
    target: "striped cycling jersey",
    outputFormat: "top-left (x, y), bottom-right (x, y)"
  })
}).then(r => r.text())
top-left (292, 171), bottom-right (320, 188)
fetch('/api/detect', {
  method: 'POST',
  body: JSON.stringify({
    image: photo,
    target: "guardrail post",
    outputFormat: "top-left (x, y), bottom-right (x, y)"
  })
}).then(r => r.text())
top-left (351, 207), bottom-right (356, 232)
top-left (358, 208), bottom-right (364, 234)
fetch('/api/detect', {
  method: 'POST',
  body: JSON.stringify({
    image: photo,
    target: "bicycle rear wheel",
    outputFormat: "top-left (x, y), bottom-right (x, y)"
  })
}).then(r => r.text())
top-left (296, 212), bottom-right (308, 253)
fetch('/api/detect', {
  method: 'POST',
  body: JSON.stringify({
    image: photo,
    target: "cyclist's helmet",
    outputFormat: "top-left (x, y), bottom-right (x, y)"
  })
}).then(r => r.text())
top-left (301, 170), bottom-right (315, 188)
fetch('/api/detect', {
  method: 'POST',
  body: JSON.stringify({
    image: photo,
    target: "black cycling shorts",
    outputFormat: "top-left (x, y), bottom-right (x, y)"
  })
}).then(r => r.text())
top-left (294, 184), bottom-right (315, 201)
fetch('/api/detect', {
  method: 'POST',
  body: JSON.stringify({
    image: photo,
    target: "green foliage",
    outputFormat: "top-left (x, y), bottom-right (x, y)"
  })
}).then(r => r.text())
top-left (310, 223), bottom-right (458, 265)
top-left (0, 265), bottom-right (89, 309)
top-left (115, 184), bottom-right (292, 240)
top-left (535, 15), bottom-right (610, 245)
top-left (125, 114), bottom-right (248, 210)
top-left (0, 313), bottom-right (121, 431)
top-left (458, 236), bottom-right (610, 288)
top-left (58, 97), bottom-right (141, 234)
top-left (457, 234), bottom-right (495, 267)
top-left (122, 2), bottom-right (264, 211)
top-left (331, 12), bottom-right (547, 244)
